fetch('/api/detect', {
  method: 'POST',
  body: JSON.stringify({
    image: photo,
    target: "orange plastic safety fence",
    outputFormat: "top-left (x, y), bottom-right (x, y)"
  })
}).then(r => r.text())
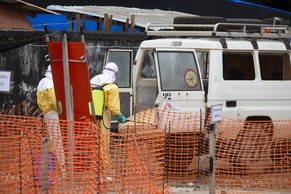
top-left (159, 111), bottom-right (209, 184)
top-left (0, 114), bottom-right (101, 193)
top-left (119, 107), bottom-right (291, 193)
top-left (119, 108), bottom-right (210, 184)
top-left (108, 130), bottom-right (168, 193)
top-left (0, 112), bottom-right (169, 193)
top-left (0, 101), bottom-right (43, 117)
top-left (215, 119), bottom-right (291, 194)
top-left (1, 103), bottom-right (291, 194)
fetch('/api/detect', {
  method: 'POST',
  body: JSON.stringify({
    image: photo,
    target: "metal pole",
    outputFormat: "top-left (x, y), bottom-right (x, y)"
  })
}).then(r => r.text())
top-left (62, 33), bottom-right (75, 180)
top-left (209, 123), bottom-right (217, 194)
top-left (80, 26), bottom-right (85, 43)
top-left (41, 137), bottom-right (49, 194)
top-left (18, 134), bottom-right (22, 194)
top-left (197, 109), bottom-right (202, 183)
top-left (44, 25), bottom-right (50, 42)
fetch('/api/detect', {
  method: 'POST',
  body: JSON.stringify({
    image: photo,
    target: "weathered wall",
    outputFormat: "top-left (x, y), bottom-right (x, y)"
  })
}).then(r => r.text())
top-left (0, 30), bottom-right (146, 112)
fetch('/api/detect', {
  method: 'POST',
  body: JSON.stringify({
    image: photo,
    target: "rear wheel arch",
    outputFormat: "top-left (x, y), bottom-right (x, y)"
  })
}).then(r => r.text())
top-left (244, 116), bottom-right (274, 127)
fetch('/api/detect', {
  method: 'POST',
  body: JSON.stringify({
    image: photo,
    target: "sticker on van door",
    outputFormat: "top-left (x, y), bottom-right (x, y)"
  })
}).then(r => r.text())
top-left (162, 101), bottom-right (180, 112)
top-left (163, 102), bottom-right (173, 111)
top-left (184, 69), bottom-right (198, 87)
top-left (163, 93), bottom-right (171, 100)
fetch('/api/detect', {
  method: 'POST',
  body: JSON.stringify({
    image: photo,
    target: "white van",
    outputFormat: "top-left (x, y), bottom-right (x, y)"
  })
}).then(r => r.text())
top-left (106, 17), bottom-right (291, 138)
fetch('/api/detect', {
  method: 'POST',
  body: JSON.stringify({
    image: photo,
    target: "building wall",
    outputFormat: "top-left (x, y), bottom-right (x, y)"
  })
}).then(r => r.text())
top-left (0, 30), bottom-right (146, 112)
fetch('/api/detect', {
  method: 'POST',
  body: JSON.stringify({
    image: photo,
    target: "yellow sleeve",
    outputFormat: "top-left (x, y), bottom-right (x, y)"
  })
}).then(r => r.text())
top-left (103, 84), bottom-right (121, 116)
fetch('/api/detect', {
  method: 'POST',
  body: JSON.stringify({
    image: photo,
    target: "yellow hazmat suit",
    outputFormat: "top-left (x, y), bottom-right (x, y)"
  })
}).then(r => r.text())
top-left (36, 65), bottom-right (66, 177)
top-left (90, 62), bottom-right (126, 182)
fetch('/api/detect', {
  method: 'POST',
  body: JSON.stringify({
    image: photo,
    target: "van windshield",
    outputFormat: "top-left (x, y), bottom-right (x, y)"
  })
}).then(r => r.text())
top-left (157, 51), bottom-right (201, 91)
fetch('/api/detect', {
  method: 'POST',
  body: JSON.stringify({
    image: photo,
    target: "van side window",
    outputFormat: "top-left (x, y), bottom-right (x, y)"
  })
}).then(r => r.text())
top-left (196, 51), bottom-right (209, 79)
top-left (197, 51), bottom-right (209, 95)
top-left (137, 50), bottom-right (158, 108)
top-left (141, 51), bottom-right (156, 78)
top-left (259, 53), bottom-right (291, 80)
top-left (223, 52), bottom-right (255, 80)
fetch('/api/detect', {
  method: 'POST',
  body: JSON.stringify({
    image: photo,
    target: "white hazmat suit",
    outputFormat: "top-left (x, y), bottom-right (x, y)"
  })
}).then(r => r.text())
top-left (36, 65), bottom-right (66, 177)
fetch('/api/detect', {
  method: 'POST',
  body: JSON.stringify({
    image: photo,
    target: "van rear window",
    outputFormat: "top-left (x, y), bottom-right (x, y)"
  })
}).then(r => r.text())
top-left (259, 53), bottom-right (291, 80)
top-left (223, 52), bottom-right (255, 80)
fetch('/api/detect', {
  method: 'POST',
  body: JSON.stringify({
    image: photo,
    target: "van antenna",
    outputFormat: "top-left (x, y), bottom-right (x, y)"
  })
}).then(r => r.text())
top-left (258, 0), bottom-right (265, 20)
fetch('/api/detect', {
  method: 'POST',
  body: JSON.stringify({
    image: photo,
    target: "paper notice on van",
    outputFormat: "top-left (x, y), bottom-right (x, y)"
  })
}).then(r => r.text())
top-left (210, 104), bottom-right (222, 124)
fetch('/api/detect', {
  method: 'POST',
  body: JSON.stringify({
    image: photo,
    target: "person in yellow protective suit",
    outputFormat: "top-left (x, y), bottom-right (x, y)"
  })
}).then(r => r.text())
top-left (90, 62), bottom-right (127, 184)
top-left (36, 65), bottom-right (66, 177)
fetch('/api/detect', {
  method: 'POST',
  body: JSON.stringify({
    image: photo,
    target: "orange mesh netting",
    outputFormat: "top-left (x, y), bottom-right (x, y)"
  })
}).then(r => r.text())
top-left (0, 105), bottom-right (168, 193)
top-left (119, 108), bottom-right (291, 193)
top-left (1, 104), bottom-right (291, 193)
top-left (0, 114), bottom-right (100, 193)
top-left (215, 119), bottom-right (291, 193)
top-left (108, 130), bottom-right (167, 193)
top-left (119, 108), bottom-right (210, 184)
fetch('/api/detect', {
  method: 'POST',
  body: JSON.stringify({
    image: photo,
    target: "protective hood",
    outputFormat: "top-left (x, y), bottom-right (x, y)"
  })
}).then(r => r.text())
top-left (90, 69), bottom-right (117, 87)
top-left (45, 70), bottom-right (52, 79)
top-left (45, 65), bottom-right (52, 79)
top-left (103, 68), bottom-right (116, 82)
top-left (37, 75), bottom-right (54, 91)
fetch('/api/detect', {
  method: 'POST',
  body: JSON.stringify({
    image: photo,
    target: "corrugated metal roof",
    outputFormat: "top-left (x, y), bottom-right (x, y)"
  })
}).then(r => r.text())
top-left (0, 5), bottom-right (33, 30)
top-left (47, 5), bottom-right (197, 29)
top-left (16, 0), bottom-right (59, 15)
top-left (0, 0), bottom-right (58, 30)
top-left (0, 0), bottom-right (58, 15)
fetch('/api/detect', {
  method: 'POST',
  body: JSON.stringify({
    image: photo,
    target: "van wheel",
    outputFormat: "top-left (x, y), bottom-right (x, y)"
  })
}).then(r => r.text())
top-left (225, 18), bottom-right (263, 33)
top-left (173, 16), bottom-right (226, 31)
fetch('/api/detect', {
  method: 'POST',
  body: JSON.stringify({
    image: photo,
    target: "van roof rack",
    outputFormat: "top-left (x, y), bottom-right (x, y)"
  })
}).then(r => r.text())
top-left (145, 23), bottom-right (291, 39)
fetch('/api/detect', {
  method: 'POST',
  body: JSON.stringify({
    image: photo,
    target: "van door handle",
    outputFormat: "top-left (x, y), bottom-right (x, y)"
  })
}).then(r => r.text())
top-left (226, 100), bottom-right (236, 107)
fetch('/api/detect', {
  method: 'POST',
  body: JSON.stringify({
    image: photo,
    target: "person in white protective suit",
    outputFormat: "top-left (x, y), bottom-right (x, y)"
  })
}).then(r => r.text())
top-left (36, 65), bottom-right (66, 177)
top-left (90, 62), bottom-right (126, 184)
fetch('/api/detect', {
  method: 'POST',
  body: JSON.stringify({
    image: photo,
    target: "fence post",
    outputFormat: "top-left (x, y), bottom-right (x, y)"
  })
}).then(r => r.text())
top-left (42, 137), bottom-right (49, 194)
top-left (62, 33), bottom-right (75, 181)
top-left (209, 123), bottom-right (217, 194)
top-left (209, 104), bottom-right (222, 194)
top-left (130, 14), bottom-right (135, 32)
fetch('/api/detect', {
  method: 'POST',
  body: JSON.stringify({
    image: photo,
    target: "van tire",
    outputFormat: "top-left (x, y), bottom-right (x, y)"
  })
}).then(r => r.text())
top-left (173, 16), bottom-right (226, 31)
